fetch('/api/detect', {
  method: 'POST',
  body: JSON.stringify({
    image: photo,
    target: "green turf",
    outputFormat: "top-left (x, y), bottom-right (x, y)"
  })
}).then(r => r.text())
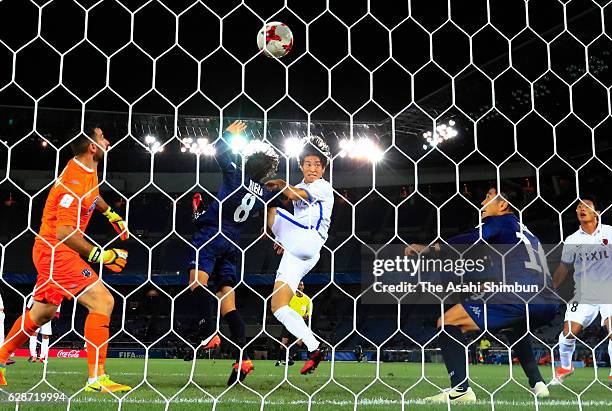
top-left (0, 357), bottom-right (611, 410)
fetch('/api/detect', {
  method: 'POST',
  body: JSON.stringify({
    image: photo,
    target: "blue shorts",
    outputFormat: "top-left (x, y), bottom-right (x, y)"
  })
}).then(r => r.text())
top-left (463, 303), bottom-right (558, 331)
top-left (188, 226), bottom-right (238, 292)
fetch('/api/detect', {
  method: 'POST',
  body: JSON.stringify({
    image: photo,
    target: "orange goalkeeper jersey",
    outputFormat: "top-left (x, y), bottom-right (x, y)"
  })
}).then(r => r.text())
top-left (36, 158), bottom-right (100, 253)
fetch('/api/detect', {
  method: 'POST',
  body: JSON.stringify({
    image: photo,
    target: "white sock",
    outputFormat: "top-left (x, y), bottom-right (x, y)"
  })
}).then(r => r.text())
top-left (608, 339), bottom-right (612, 377)
top-left (559, 333), bottom-right (576, 370)
top-left (29, 335), bottom-right (38, 358)
top-left (0, 311), bottom-right (5, 347)
top-left (274, 306), bottom-right (319, 352)
top-left (41, 337), bottom-right (50, 359)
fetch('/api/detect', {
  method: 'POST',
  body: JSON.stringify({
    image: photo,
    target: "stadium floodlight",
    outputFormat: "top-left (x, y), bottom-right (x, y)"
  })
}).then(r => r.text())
top-left (338, 137), bottom-right (383, 162)
top-left (284, 136), bottom-right (303, 159)
top-left (180, 136), bottom-right (216, 155)
top-left (422, 121), bottom-right (459, 150)
top-left (144, 135), bottom-right (164, 153)
top-left (229, 133), bottom-right (248, 154)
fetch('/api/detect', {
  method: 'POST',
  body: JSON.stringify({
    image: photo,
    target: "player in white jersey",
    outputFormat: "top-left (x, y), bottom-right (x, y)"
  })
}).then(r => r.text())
top-left (26, 296), bottom-right (60, 363)
top-left (265, 136), bottom-right (333, 375)
top-left (551, 198), bottom-right (612, 386)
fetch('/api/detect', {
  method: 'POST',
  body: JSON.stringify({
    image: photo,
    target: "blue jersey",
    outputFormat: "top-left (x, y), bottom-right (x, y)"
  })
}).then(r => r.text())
top-left (447, 214), bottom-right (554, 302)
top-left (195, 135), bottom-right (276, 240)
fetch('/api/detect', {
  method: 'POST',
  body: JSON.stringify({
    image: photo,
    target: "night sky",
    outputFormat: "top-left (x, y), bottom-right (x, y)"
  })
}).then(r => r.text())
top-left (1, 0), bottom-right (612, 232)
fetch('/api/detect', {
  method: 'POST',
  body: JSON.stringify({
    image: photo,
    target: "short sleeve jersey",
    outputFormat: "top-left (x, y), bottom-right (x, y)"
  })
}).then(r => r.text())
top-left (292, 178), bottom-right (334, 240)
top-left (289, 293), bottom-right (312, 317)
top-left (561, 222), bottom-right (612, 302)
top-left (36, 158), bottom-right (100, 253)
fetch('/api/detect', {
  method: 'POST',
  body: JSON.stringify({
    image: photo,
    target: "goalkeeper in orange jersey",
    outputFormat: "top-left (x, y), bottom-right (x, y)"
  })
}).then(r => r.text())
top-left (0, 126), bottom-right (131, 393)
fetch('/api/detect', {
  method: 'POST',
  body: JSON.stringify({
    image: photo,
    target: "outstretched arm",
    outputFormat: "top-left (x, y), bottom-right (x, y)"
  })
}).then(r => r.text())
top-left (265, 179), bottom-right (310, 202)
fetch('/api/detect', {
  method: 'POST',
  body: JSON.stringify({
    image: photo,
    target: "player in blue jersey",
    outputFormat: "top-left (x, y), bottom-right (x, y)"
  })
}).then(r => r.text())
top-left (187, 120), bottom-right (279, 385)
top-left (406, 188), bottom-right (558, 403)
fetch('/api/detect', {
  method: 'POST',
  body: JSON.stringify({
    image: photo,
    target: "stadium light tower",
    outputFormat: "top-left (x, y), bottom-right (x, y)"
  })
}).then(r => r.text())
top-left (339, 137), bottom-right (383, 162)
top-left (284, 137), bottom-right (304, 159)
top-left (180, 136), bottom-right (215, 155)
top-left (422, 120), bottom-right (458, 150)
top-left (144, 134), bottom-right (163, 153)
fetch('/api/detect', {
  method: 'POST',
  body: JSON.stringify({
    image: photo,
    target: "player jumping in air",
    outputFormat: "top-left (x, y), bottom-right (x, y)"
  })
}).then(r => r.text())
top-left (275, 281), bottom-right (312, 366)
top-left (265, 136), bottom-right (333, 375)
top-left (0, 126), bottom-right (130, 392)
top-left (26, 296), bottom-right (60, 363)
top-left (550, 197), bottom-right (612, 387)
top-left (406, 188), bottom-right (558, 403)
top-left (187, 120), bottom-right (279, 385)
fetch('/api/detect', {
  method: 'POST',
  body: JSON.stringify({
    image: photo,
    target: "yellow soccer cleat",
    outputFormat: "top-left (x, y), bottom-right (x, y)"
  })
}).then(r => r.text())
top-left (0, 367), bottom-right (7, 386)
top-left (84, 374), bottom-right (131, 393)
top-left (422, 387), bottom-right (476, 403)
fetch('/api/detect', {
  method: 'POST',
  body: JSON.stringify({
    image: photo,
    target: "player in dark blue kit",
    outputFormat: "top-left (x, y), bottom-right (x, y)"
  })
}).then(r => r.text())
top-left (187, 120), bottom-right (279, 385)
top-left (406, 188), bottom-right (558, 403)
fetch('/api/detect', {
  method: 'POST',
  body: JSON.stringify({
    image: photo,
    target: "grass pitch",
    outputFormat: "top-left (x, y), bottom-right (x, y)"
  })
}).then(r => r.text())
top-left (0, 357), bottom-right (611, 410)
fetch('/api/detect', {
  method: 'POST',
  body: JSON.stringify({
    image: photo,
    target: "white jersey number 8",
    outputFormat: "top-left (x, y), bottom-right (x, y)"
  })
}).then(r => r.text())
top-left (234, 193), bottom-right (256, 223)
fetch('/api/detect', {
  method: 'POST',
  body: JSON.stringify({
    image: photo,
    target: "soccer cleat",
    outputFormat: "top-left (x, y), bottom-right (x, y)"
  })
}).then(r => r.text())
top-left (0, 367), bottom-right (6, 386)
top-left (6, 359), bottom-right (15, 366)
top-left (202, 334), bottom-right (221, 350)
top-left (532, 381), bottom-right (549, 398)
top-left (608, 375), bottom-right (612, 387)
top-left (422, 387), bottom-right (477, 403)
top-left (300, 345), bottom-right (328, 375)
top-left (550, 366), bottom-right (574, 385)
top-left (84, 375), bottom-right (132, 393)
top-left (227, 360), bottom-right (254, 386)
top-left (27, 356), bottom-right (36, 363)
top-left (39, 357), bottom-right (45, 363)
top-left (274, 360), bottom-right (283, 367)
top-left (288, 359), bottom-right (295, 366)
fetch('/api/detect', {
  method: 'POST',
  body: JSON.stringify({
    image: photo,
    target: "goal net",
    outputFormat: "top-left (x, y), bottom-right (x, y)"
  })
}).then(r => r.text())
top-left (0, 0), bottom-right (611, 409)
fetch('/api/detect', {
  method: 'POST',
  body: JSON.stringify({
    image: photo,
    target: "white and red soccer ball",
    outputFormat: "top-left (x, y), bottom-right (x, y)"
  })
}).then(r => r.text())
top-left (257, 22), bottom-right (293, 58)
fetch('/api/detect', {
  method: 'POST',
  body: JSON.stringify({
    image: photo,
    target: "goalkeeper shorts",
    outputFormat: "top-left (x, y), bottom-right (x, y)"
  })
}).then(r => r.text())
top-left (32, 244), bottom-right (99, 306)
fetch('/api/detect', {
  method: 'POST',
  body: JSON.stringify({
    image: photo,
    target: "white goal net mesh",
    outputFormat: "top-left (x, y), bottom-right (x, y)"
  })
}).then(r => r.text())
top-left (0, 0), bottom-right (612, 409)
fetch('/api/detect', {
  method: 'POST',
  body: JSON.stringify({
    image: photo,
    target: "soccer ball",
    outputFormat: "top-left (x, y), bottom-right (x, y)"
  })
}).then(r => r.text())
top-left (257, 22), bottom-right (293, 58)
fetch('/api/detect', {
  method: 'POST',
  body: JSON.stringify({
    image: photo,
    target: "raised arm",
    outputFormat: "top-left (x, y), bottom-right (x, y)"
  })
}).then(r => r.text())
top-left (265, 179), bottom-right (311, 202)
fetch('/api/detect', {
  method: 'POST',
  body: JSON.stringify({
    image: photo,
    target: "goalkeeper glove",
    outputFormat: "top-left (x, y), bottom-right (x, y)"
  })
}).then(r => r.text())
top-left (103, 207), bottom-right (128, 241)
top-left (88, 247), bottom-right (128, 273)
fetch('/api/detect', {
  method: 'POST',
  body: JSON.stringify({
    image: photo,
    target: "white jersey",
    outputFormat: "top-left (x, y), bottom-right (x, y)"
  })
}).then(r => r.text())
top-left (292, 178), bottom-right (334, 240)
top-left (561, 222), bottom-right (612, 303)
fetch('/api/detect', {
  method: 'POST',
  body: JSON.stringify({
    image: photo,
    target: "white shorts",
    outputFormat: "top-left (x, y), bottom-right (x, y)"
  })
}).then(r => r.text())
top-left (564, 303), bottom-right (612, 327)
top-left (35, 321), bottom-right (53, 336)
top-left (273, 209), bottom-right (324, 293)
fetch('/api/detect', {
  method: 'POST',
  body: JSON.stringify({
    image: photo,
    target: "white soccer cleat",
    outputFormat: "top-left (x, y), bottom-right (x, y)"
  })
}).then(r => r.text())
top-left (532, 381), bottom-right (549, 398)
top-left (422, 387), bottom-right (476, 403)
